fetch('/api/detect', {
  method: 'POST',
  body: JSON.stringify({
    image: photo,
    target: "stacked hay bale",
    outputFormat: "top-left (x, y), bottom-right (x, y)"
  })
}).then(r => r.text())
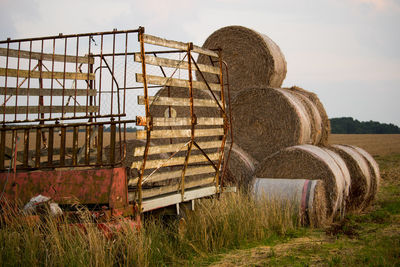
top-left (254, 145), bottom-right (350, 220)
top-left (196, 25), bottom-right (287, 100)
top-left (230, 87), bottom-right (328, 162)
top-left (195, 25), bottom-right (381, 223)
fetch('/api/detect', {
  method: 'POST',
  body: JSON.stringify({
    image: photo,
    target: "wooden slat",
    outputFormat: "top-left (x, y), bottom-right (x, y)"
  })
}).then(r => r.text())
top-left (134, 54), bottom-right (220, 74)
top-left (0, 68), bottom-right (95, 80)
top-left (131, 152), bottom-right (219, 170)
top-left (138, 186), bottom-right (217, 212)
top-left (128, 165), bottom-right (215, 186)
top-left (0, 47), bottom-right (94, 64)
top-left (139, 176), bottom-right (215, 199)
top-left (138, 96), bottom-right (221, 108)
top-left (136, 128), bottom-right (223, 140)
top-left (142, 34), bottom-right (219, 58)
top-left (136, 73), bottom-right (221, 92)
top-left (0, 87), bottom-right (97, 96)
top-left (1, 105), bottom-right (98, 114)
top-left (134, 140), bottom-right (222, 156)
top-left (151, 117), bottom-right (224, 127)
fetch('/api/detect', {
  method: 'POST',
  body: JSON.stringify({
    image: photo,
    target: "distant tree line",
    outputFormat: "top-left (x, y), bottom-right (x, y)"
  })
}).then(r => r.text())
top-left (330, 117), bottom-right (400, 134)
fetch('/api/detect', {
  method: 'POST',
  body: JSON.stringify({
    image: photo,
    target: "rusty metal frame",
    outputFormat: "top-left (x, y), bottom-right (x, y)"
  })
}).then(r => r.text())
top-left (135, 31), bottom-right (231, 207)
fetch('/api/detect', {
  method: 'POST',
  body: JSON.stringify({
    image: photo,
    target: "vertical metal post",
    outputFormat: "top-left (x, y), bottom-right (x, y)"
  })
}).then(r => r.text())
top-left (110, 122), bottom-right (116, 165)
top-left (97, 124), bottom-right (103, 165)
top-left (137, 27), bottom-right (151, 213)
top-left (35, 128), bottom-right (41, 168)
top-left (0, 129), bottom-right (5, 170)
top-left (23, 129), bottom-right (29, 168)
top-left (60, 126), bottom-right (66, 166)
top-left (180, 42), bottom-right (195, 199)
top-left (47, 127), bottom-right (54, 167)
top-left (72, 126), bottom-right (79, 165)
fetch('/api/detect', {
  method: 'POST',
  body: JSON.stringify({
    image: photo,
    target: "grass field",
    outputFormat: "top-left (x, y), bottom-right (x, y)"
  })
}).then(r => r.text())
top-left (1, 134), bottom-right (400, 266)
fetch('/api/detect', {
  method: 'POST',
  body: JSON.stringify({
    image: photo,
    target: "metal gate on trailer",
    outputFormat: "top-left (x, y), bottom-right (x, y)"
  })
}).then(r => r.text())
top-left (0, 27), bottom-right (232, 214)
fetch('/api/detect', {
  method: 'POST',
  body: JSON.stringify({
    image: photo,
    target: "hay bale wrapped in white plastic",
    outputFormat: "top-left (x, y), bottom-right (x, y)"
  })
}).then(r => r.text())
top-left (331, 144), bottom-right (372, 211)
top-left (222, 143), bottom-right (258, 190)
top-left (231, 87), bottom-right (312, 162)
top-left (252, 178), bottom-right (327, 227)
top-left (255, 144), bottom-right (351, 219)
top-left (348, 145), bottom-right (380, 207)
top-left (196, 25), bottom-right (287, 99)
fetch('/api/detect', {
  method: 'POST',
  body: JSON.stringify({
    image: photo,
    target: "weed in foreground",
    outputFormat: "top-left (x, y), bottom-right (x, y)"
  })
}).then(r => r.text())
top-left (0, 191), bottom-right (300, 266)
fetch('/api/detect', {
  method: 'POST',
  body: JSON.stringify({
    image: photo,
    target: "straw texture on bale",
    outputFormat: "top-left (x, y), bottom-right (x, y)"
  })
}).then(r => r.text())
top-left (331, 144), bottom-right (372, 211)
top-left (222, 143), bottom-right (258, 190)
top-left (286, 86), bottom-right (330, 145)
top-left (231, 87), bottom-right (313, 162)
top-left (196, 25), bottom-right (287, 99)
top-left (252, 178), bottom-right (327, 227)
top-left (321, 147), bottom-right (351, 216)
top-left (255, 144), bottom-right (351, 219)
top-left (348, 145), bottom-right (380, 207)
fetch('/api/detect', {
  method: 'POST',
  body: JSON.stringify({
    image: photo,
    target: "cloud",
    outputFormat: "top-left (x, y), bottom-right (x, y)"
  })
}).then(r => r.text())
top-left (351, 0), bottom-right (400, 11)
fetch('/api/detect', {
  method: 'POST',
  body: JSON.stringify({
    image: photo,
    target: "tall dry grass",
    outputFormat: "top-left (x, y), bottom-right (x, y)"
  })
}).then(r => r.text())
top-left (0, 192), bottom-right (300, 266)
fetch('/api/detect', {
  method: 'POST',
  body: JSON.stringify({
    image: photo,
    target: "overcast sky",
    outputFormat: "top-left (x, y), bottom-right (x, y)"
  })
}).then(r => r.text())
top-left (1, 0), bottom-right (399, 126)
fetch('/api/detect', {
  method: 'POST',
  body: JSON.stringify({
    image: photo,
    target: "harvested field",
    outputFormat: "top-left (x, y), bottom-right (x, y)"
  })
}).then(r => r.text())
top-left (329, 134), bottom-right (400, 156)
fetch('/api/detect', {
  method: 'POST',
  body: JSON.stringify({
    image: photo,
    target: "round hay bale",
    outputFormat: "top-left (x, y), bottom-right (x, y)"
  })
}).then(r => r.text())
top-left (222, 143), bottom-right (258, 190)
top-left (252, 178), bottom-right (327, 227)
top-left (331, 145), bottom-right (372, 212)
top-left (255, 144), bottom-right (350, 219)
top-left (321, 147), bottom-right (352, 217)
top-left (348, 145), bottom-right (380, 207)
top-left (231, 87), bottom-right (313, 162)
top-left (196, 25), bottom-right (287, 99)
top-left (286, 86), bottom-right (330, 145)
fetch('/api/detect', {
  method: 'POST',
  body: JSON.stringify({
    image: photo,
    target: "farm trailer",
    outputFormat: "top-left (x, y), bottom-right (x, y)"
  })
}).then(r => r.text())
top-left (0, 27), bottom-right (233, 221)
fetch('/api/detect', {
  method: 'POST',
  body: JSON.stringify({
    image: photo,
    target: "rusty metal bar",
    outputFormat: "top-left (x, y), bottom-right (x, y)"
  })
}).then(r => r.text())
top-left (4, 119), bottom-right (136, 130)
top-left (97, 124), bottom-right (103, 165)
top-left (180, 42), bottom-right (195, 198)
top-left (72, 126), bottom-right (79, 165)
top-left (109, 122), bottom-right (116, 165)
top-left (14, 42), bottom-right (21, 121)
top-left (59, 127), bottom-right (66, 166)
top-left (137, 27), bottom-right (151, 212)
top-left (0, 129), bottom-right (5, 170)
top-left (49, 38), bottom-right (56, 119)
top-left (3, 42), bottom-right (9, 122)
top-left (5, 113), bottom-right (127, 125)
top-left (35, 128), bottom-right (41, 168)
top-left (220, 60), bottom-right (233, 191)
top-left (61, 37), bottom-right (68, 118)
top-left (26, 40), bottom-right (33, 121)
top-left (47, 127), bottom-right (54, 167)
top-left (85, 125), bottom-right (90, 165)
top-left (23, 129), bottom-right (29, 167)
top-left (0, 29), bottom-right (140, 44)
top-left (74, 37), bottom-right (79, 117)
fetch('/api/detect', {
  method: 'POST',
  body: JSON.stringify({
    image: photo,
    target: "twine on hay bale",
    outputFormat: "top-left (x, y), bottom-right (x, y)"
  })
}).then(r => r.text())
top-left (255, 144), bottom-right (351, 220)
top-left (348, 145), bottom-right (380, 207)
top-left (222, 143), bottom-right (258, 190)
top-left (196, 25), bottom-right (287, 99)
top-left (286, 86), bottom-right (330, 145)
top-left (230, 87), bottom-right (313, 162)
top-left (331, 144), bottom-right (372, 212)
top-left (252, 178), bottom-right (327, 227)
